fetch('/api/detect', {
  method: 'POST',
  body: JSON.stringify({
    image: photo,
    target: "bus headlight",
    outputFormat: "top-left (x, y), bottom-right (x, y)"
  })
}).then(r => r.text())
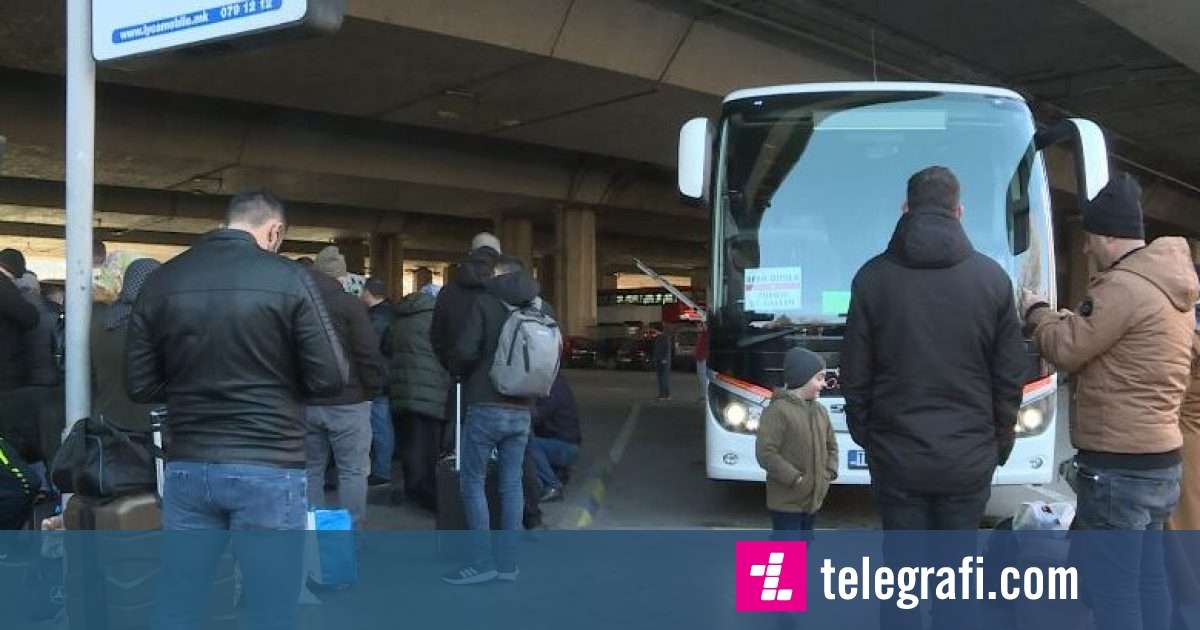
top-left (708, 383), bottom-right (765, 435)
top-left (1015, 394), bottom-right (1053, 437)
top-left (724, 402), bottom-right (748, 429)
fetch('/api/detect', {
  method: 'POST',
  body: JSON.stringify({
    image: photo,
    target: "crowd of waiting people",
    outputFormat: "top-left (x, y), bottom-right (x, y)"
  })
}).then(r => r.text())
top-left (0, 191), bottom-right (583, 593)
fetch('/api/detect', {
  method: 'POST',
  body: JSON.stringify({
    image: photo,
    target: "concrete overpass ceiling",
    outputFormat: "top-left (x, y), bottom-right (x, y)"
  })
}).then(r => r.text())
top-left (697, 0), bottom-right (1200, 194)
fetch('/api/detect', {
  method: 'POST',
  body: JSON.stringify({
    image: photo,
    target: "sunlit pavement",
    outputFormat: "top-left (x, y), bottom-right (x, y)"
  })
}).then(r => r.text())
top-left (365, 369), bottom-right (1075, 531)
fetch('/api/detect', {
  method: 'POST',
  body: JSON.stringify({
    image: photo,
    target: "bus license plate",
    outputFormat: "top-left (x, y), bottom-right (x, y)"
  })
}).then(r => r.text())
top-left (848, 450), bottom-right (868, 470)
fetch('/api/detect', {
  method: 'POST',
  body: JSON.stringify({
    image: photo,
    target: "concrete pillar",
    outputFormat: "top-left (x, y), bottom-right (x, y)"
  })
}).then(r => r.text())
top-left (335, 237), bottom-right (367, 275)
top-left (1063, 217), bottom-right (1091, 308)
top-left (368, 234), bottom-right (404, 299)
top-left (538, 254), bottom-right (556, 310)
top-left (497, 215), bottom-right (534, 272)
top-left (598, 268), bottom-right (619, 291)
top-left (555, 208), bottom-right (597, 337)
top-left (689, 267), bottom-right (710, 301)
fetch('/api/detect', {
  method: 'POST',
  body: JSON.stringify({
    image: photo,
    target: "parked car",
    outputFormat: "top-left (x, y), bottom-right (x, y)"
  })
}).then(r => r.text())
top-left (672, 327), bottom-right (701, 371)
top-left (563, 335), bottom-right (597, 368)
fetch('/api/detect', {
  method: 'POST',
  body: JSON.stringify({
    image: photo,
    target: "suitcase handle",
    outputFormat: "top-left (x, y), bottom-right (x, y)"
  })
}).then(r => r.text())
top-left (453, 382), bottom-right (462, 473)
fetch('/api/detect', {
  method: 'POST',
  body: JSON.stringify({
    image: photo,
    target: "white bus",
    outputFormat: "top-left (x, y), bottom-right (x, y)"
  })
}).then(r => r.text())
top-left (676, 82), bottom-right (1109, 484)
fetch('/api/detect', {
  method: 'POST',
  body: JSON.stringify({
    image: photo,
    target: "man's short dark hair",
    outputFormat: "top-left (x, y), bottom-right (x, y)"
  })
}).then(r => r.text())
top-left (906, 166), bottom-right (960, 212)
top-left (494, 256), bottom-right (524, 276)
top-left (414, 266), bottom-right (433, 285)
top-left (364, 277), bottom-right (387, 298)
top-left (226, 190), bottom-right (286, 227)
top-left (92, 240), bottom-right (107, 265)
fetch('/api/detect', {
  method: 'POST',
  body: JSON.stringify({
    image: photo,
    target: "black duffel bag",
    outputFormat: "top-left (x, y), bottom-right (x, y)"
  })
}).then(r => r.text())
top-left (51, 416), bottom-right (156, 498)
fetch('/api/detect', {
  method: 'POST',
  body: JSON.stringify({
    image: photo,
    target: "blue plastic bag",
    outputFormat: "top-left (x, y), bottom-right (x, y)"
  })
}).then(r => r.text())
top-left (306, 509), bottom-right (356, 586)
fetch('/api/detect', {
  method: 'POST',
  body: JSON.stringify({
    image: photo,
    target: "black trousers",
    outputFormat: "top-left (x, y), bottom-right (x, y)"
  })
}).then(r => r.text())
top-left (873, 483), bottom-right (991, 530)
top-left (873, 482), bottom-right (991, 630)
top-left (656, 362), bottom-right (671, 398)
top-left (398, 412), bottom-right (443, 507)
top-left (522, 441), bottom-right (543, 529)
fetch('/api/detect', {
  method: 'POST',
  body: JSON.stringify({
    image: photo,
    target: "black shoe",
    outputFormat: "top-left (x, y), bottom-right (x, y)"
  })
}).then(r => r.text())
top-left (539, 486), bottom-right (564, 503)
top-left (368, 475), bottom-right (391, 487)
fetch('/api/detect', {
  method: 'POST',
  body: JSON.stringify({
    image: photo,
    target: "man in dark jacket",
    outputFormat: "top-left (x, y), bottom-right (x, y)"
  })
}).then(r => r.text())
top-left (432, 233), bottom-right (501, 375)
top-left (361, 277), bottom-right (396, 485)
top-left (442, 255), bottom-right (540, 585)
top-left (0, 249), bottom-right (37, 393)
top-left (841, 166), bottom-right (1025, 530)
top-left (306, 261), bottom-right (385, 530)
top-left (0, 251), bottom-right (39, 468)
top-left (388, 286), bottom-right (449, 511)
top-left (531, 372), bottom-right (582, 502)
top-left (126, 191), bottom-right (347, 630)
top-left (652, 326), bottom-right (673, 400)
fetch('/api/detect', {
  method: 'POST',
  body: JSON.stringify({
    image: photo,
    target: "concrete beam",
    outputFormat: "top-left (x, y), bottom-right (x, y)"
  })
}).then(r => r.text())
top-left (0, 71), bottom-right (700, 221)
top-left (0, 220), bottom-right (329, 255)
top-left (1081, 0), bottom-right (1200, 76)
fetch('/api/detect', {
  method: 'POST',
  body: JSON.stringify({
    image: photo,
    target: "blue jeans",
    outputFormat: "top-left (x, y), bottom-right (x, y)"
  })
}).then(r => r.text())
top-left (369, 397), bottom-right (394, 480)
top-left (155, 462), bottom-right (306, 630)
top-left (530, 436), bottom-right (579, 489)
top-left (1068, 460), bottom-right (1182, 630)
top-left (460, 404), bottom-right (530, 570)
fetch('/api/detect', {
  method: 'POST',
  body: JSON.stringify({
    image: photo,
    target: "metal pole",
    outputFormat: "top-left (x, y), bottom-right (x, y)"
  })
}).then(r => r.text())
top-left (64, 0), bottom-right (95, 436)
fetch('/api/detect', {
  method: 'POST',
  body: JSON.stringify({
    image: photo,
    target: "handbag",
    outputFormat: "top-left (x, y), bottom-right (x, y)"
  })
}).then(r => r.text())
top-left (50, 416), bottom-right (157, 498)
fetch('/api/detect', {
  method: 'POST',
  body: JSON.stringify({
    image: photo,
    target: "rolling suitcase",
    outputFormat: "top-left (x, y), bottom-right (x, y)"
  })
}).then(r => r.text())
top-left (64, 409), bottom-right (236, 630)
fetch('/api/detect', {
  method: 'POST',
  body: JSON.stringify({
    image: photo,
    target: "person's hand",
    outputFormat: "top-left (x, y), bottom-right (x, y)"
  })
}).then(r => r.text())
top-left (41, 515), bottom-right (64, 531)
top-left (1020, 289), bottom-right (1048, 318)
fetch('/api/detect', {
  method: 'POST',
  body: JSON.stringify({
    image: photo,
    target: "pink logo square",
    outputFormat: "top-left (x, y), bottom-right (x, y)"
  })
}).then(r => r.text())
top-left (735, 541), bottom-right (808, 612)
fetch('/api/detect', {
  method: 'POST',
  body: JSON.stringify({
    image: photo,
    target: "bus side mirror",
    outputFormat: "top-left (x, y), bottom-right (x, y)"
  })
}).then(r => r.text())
top-left (1035, 119), bottom-right (1110, 202)
top-left (678, 117), bottom-right (713, 205)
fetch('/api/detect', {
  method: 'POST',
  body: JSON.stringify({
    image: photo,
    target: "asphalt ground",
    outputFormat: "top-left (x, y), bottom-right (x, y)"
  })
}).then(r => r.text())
top-left (365, 369), bottom-right (1075, 531)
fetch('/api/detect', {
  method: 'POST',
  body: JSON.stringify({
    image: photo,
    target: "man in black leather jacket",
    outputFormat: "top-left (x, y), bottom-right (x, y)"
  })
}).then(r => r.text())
top-left (125, 191), bottom-right (347, 630)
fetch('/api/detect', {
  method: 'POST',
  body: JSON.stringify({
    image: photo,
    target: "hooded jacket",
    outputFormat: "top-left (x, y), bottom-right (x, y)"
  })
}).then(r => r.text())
top-left (755, 389), bottom-right (838, 513)
top-left (432, 247), bottom-right (498, 377)
top-left (533, 372), bottom-right (582, 444)
top-left (1171, 330), bottom-right (1200, 531)
top-left (1029, 237), bottom-right (1199, 461)
top-left (306, 269), bottom-right (385, 406)
top-left (15, 281), bottom-right (59, 387)
top-left (389, 291), bottom-right (450, 420)
top-left (451, 270), bottom-right (541, 408)
top-left (0, 274), bottom-right (37, 392)
top-left (841, 208), bottom-right (1027, 494)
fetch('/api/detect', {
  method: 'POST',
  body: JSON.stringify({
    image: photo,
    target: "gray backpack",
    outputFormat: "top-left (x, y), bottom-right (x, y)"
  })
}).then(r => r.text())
top-left (489, 298), bottom-right (562, 398)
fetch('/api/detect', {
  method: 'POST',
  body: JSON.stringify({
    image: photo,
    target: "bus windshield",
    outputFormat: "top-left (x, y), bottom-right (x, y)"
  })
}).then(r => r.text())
top-left (713, 90), bottom-right (1048, 329)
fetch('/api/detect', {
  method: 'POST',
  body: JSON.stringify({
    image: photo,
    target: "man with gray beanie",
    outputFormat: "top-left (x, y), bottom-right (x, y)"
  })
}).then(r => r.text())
top-left (1022, 173), bottom-right (1199, 630)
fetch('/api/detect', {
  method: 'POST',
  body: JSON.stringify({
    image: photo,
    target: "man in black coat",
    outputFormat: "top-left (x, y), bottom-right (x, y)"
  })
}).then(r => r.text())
top-left (126, 191), bottom-right (347, 630)
top-left (0, 249), bottom-right (37, 393)
top-left (841, 166), bottom-right (1025, 530)
top-left (305, 259), bottom-right (385, 530)
top-left (361, 277), bottom-right (396, 485)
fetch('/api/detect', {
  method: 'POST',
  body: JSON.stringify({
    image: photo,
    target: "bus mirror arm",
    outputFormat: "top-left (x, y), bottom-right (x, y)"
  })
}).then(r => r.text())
top-left (633, 258), bottom-right (706, 322)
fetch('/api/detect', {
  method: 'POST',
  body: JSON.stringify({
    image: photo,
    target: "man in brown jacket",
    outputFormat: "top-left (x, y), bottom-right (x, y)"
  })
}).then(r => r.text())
top-left (1023, 173), bottom-right (1199, 630)
top-left (1171, 311), bottom-right (1200, 532)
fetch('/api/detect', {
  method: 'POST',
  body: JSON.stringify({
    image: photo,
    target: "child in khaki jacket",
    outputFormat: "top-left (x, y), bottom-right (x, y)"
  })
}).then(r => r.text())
top-left (755, 348), bottom-right (838, 532)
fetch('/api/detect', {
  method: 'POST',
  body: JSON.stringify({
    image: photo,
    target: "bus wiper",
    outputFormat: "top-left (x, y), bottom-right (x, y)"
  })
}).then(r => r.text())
top-left (736, 326), bottom-right (809, 349)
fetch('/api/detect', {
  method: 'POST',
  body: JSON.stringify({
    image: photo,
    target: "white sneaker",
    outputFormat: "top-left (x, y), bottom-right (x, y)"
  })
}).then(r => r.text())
top-left (441, 565), bottom-right (498, 585)
top-left (496, 567), bottom-right (520, 582)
